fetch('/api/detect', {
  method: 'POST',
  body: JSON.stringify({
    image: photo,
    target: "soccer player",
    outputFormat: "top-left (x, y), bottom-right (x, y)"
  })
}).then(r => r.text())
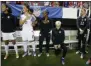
top-left (38, 10), bottom-right (52, 57)
top-left (76, 8), bottom-right (89, 59)
top-left (52, 21), bottom-right (67, 65)
top-left (19, 4), bottom-right (36, 57)
top-left (1, 3), bottom-right (19, 59)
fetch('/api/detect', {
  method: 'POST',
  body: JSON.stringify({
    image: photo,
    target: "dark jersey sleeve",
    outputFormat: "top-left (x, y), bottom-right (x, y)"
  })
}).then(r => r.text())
top-left (49, 19), bottom-right (53, 31)
top-left (76, 17), bottom-right (80, 30)
top-left (52, 29), bottom-right (55, 42)
top-left (84, 17), bottom-right (89, 30)
top-left (38, 18), bottom-right (43, 29)
top-left (12, 15), bottom-right (17, 31)
top-left (61, 29), bottom-right (65, 43)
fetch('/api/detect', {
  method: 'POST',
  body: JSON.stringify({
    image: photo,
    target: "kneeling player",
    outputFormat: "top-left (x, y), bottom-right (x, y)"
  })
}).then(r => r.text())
top-left (52, 21), bottom-right (67, 65)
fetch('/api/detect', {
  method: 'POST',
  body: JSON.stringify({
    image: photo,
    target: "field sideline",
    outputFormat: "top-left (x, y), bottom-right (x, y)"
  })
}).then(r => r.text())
top-left (1, 46), bottom-right (91, 66)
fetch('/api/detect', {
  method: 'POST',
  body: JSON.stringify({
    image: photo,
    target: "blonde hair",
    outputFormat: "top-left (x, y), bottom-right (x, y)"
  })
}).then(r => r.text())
top-left (55, 21), bottom-right (61, 25)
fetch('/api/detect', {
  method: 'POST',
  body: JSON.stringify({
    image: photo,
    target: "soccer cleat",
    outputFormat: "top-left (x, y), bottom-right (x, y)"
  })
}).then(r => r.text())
top-left (46, 53), bottom-right (49, 57)
top-left (28, 51), bottom-right (32, 56)
top-left (33, 51), bottom-right (36, 56)
top-left (85, 51), bottom-right (88, 54)
top-left (33, 52), bottom-right (36, 57)
top-left (28, 49), bottom-right (32, 56)
top-left (61, 57), bottom-right (65, 65)
top-left (76, 51), bottom-right (80, 54)
top-left (34, 53), bottom-right (36, 57)
top-left (16, 54), bottom-right (19, 58)
top-left (4, 54), bottom-right (8, 60)
top-left (38, 53), bottom-right (42, 57)
top-left (22, 52), bottom-right (27, 57)
top-left (28, 52), bottom-right (31, 56)
top-left (80, 54), bottom-right (84, 59)
top-left (86, 58), bottom-right (91, 65)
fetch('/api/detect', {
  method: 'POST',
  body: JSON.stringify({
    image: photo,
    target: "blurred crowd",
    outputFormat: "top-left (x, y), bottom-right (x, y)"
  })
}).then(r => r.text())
top-left (2, 1), bottom-right (91, 9)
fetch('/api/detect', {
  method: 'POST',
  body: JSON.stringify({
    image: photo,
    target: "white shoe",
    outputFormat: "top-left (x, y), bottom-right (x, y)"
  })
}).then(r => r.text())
top-left (38, 53), bottom-right (42, 57)
top-left (34, 53), bottom-right (36, 57)
top-left (76, 51), bottom-right (80, 54)
top-left (85, 51), bottom-right (88, 54)
top-left (80, 54), bottom-right (84, 59)
top-left (4, 54), bottom-right (8, 59)
top-left (16, 54), bottom-right (19, 58)
top-left (22, 52), bottom-right (27, 57)
top-left (61, 58), bottom-right (65, 65)
top-left (32, 51), bottom-right (36, 56)
top-left (46, 53), bottom-right (49, 57)
top-left (28, 52), bottom-right (31, 56)
top-left (28, 49), bottom-right (32, 56)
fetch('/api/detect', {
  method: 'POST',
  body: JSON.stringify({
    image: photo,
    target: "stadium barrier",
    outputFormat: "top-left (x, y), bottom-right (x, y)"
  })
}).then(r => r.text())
top-left (1, 30), bottom-right (78, 52)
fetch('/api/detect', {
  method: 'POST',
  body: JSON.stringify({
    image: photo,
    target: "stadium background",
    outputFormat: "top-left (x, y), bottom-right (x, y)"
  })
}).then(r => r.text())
top-left (1, 1), bottom-right (91, 66)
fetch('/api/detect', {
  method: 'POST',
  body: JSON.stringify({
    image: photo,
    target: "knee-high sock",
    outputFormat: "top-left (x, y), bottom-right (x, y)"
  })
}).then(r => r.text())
top-left (27, 42), bottom-right (36, 52)
top-left (14, 44), bottom-right (18, 54)
top-left (32, 44), bottom-right (36, 52)
top-left (27, 42), bottom-right (30, 53)
top-left (23, 41), bottom-right (28, 52)
top-left (5, 45), bottom-right (8, 55)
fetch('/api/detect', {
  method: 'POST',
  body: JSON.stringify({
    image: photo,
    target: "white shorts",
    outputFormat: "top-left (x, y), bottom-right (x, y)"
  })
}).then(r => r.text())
top-left (21, 30), bottom-right (34, 41)
top-left (2, 32), bottom-right (16, 40)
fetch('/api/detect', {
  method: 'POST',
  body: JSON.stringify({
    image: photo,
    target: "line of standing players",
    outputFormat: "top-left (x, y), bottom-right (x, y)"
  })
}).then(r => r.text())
top-left (1, 3), bottom-right (91, 65)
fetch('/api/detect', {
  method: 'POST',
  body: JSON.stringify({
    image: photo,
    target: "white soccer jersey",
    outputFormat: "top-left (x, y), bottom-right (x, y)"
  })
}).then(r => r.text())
top-left (20, 14), bottom-right (36, 41)
top-left (20, 14), bottom-right (33, 31)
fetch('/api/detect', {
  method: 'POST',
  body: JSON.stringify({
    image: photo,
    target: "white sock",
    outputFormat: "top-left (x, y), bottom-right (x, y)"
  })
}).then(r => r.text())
top-left (27, 42), bottom-right (31, 52)
top-left (14, 44), bottom-right (18, 54)
top-left (23, 42), bottom-right (27, 52)
top-left (32, 44), bottom-right (36, 52)
top-left (5, 45), bottom-right (8, 55)
top-left (27, 46), bottom-right (30, 53)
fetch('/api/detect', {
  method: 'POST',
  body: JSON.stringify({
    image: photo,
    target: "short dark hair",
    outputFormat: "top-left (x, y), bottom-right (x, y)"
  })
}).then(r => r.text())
top-left (30, 8), bottom-right (33, 13)
top-left (2, 3), bottom-right (12, 14)
top-left (43, 10), bottom-right (49, 15)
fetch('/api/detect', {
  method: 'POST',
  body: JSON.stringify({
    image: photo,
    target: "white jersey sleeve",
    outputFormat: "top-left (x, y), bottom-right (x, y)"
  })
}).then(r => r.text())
top-left (31, 15), bottom-right (36, 22)
top-left (20, 14), bottom-right (26, 21)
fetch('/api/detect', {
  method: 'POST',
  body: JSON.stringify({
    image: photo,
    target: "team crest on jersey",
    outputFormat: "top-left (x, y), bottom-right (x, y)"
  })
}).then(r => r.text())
top-left (7, 16), bottom-right (10, 19)
top-left (84, 18), bottom-right (86, 21)
top-left (81, 21), bottom-right (84, 25)
top-left (59, 31), bottom-right (61, 33)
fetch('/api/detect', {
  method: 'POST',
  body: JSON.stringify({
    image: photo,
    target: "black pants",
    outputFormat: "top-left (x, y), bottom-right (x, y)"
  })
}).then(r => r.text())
top-left (77, 33), bottom-right (87, 54)
top-left (39, 33), bottom-right (50, 53)
top-left (88, 32), bottom-right (91, 45)
top-left (54, 44), bottom-right (67, 58)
